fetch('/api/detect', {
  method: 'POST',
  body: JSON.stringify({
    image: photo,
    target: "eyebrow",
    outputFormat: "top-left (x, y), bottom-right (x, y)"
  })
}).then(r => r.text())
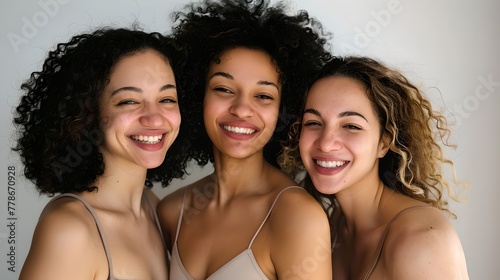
top-left (208, 71), bottom-right (279, 90)
top-left (303, 108), bottom-right (321, 116)
top-left (303, 108), bottom-right (368, 122)
top-left (110, 84), bottom-right (176, 96)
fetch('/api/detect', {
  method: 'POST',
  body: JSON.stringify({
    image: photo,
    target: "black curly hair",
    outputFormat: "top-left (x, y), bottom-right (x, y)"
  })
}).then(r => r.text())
top-left (13, 27), bottom-right (189, 195)
top-left (165, 0), bottom-right (332, 175)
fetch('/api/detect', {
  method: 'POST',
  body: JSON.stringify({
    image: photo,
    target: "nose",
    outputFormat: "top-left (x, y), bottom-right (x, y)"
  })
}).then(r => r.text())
top-left (140, 103), bottom-right (164, 127)
top-left (316, 128), bottom-right (342, 152)
top-left (229, 95), bottom-right (254, 118)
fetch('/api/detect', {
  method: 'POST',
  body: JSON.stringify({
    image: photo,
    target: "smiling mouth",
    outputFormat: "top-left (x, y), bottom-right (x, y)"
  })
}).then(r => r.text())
top-left (131, 134), bottom-right (163, 144)
top-left (222, 125), bottom-right (256, 135)
top-left (315, 160), bottom-right (348, 168)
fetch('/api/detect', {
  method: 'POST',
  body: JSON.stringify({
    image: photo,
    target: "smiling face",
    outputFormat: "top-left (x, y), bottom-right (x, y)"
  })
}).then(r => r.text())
top-left (299, 76), bottom-right (389, 195)
top-left (203, 47), bottom-right (281, 160)
top-left (99, 49), bottom-right (180, 170)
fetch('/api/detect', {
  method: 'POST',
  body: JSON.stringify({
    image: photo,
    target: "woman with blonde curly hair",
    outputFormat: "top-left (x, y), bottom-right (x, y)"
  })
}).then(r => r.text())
top-left (279, 56), bottom-right (469, 279)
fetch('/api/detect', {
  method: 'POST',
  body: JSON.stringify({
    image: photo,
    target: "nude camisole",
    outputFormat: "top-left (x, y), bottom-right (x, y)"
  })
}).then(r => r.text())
top-left (169, 186), bottom-right (303, 280)
top-left (46, 192), bottom-right (164, 280)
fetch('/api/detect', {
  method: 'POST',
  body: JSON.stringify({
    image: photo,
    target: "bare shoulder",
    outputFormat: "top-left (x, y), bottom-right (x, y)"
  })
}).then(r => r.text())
top-left (384, 207), bottom-right (469, 279)
top-left (20, 197), bottom-right (104, 280)
top-left (267, 187), bottom-right (332, 279)
top-left (36, 197), bottom-right (101, 245)
top-left (269, 186), bottom-right (330, 242)
top-left (271, 186), bottom-right (327, 222)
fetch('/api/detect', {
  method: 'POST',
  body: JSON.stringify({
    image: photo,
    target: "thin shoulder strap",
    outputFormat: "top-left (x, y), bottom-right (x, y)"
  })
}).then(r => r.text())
top-left (143, 193), bottom-right (166, 246)
top-left (248, 186), bottom-right (303, 248)
top-left (174, 188), bottom-right (188, 244)
top-left (361, 205), bottom-right (433, 280)
top-left (48, 193), bottom-right (115, 280)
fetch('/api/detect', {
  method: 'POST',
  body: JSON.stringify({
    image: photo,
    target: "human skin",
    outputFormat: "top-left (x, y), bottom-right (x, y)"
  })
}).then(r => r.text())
top-left (299, 76), bottom-right (388, 197)
top-left (19, 49), bottom-right (178, 280)
top-left (299, 75), bottom-right (469, 279)
top-left (158, 47), bottom-right (332, 280)
top-left (203, 47), bottom-right (281, 161)
top-left (99, 49), bottom-right (180, 170)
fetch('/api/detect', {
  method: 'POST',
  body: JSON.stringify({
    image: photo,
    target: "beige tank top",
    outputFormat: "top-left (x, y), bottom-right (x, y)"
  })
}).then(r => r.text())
top-left (170, 186), bottom-right (303, 280)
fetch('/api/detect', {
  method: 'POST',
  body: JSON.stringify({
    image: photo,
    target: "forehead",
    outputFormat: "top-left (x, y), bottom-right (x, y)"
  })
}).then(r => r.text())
top-left (209, 47), bottom-right (278, 75)
top-left (108, 50), bottom-right (174, 85)
top-left (111, 50), bottom-right (170, 74)
top-left (308, 76), bottom-right (366, 101)
top-left (305, 76), bottom-right (377, 116)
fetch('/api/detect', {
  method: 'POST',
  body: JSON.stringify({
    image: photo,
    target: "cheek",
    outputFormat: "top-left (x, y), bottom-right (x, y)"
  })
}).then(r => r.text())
top-left (299, 128), bottom-right (315, 145)
top-left (298, 132), bottom-right (311, 157)
top-left (100, 116), bottom-right (111, 131)
top-left (100, 113), bottom-right (124, 131)
top-left (347, 135), bottom-right (379, 156)
top-left (266, 111), bottom-right (279, 130)
top-left (169, 111), bottom-right (181, 129)
top-left (263, 105), bottom-right (280, 128)
top-left (203, 97), bottom-right (219, 122)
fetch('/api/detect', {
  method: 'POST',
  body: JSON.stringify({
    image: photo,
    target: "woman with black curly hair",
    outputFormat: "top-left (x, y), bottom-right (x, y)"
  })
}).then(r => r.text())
top-left (157, 0), bottom-right (333, 279)
top-left (279, 56), bottom-right (469, 279)
top-left (14, 27), bottom-right (183, 280)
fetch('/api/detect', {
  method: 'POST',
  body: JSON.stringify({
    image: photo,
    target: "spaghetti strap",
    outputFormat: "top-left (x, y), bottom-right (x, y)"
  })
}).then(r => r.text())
top-left (248, 186), bottom-right (303, 248)
top-left (48, 193), bottom-right (116, 280)
top-left (174, 188), bottom-right (189, 244)
top-left (144, 194), bottom-right (166, 246)
top-left (361, 205), bottom-right (433, 280)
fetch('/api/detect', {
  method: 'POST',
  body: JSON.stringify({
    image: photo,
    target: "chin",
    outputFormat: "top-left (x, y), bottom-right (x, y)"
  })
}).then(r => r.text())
top-left (140, 159), bottom-right (165, 169)
top-left (310, 180), bottom-right (338, 195)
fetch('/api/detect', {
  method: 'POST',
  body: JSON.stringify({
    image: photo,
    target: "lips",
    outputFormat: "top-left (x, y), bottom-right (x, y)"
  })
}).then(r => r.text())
top-left (130, 134), bottom-right (163, 144)
top-left (310, 158), bottom-right (350, 176)
top-left (315, 160), bottom-right (347, 168)
top-left (222, 125), bottom-right (256, 135)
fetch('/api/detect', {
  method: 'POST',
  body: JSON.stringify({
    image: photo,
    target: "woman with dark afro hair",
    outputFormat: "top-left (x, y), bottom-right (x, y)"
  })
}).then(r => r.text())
top-left (157, 0), bottom-right (333, 279)
top-left (14, 27), bottom-right (184, 279)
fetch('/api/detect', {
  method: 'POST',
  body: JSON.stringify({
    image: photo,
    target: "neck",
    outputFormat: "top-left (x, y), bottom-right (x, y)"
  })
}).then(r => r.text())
top-left (87, 159), bottom-right (148, 216)
top-left (336, 177), bottom-right (387, 235)
top-left (211, 149), bottom-right (271, 201)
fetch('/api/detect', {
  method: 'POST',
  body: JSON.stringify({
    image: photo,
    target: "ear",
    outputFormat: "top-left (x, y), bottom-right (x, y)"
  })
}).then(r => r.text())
top-left (378, 132), bottom-right (391, 158)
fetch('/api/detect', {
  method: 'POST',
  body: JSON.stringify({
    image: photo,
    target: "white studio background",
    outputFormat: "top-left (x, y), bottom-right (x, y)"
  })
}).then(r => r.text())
top-left (1, 0), bottom-right (498, 279)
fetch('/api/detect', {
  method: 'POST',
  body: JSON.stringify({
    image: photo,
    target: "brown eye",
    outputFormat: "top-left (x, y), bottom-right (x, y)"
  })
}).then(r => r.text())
top-left (303, 121), bottom-right (321, 127)
top-left (344, 124), bottom-right (361, 130)
top-left (256, 94), bottom-right (273, 100)
top-left (214, 87), bottom-right (233, 94)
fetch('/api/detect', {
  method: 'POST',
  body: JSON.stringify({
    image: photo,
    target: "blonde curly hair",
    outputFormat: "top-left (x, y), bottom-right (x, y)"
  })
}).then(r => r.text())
top-left (279, 56), bottom-right (466, 227)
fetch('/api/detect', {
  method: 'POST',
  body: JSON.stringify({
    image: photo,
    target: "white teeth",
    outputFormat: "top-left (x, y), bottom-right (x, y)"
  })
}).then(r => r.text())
top-left (223, 125), bottom-right (256, 135)
top-left (131, 134), bottom-right (163, 144)
top-left (315, 160), bottom-right (347, 168)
